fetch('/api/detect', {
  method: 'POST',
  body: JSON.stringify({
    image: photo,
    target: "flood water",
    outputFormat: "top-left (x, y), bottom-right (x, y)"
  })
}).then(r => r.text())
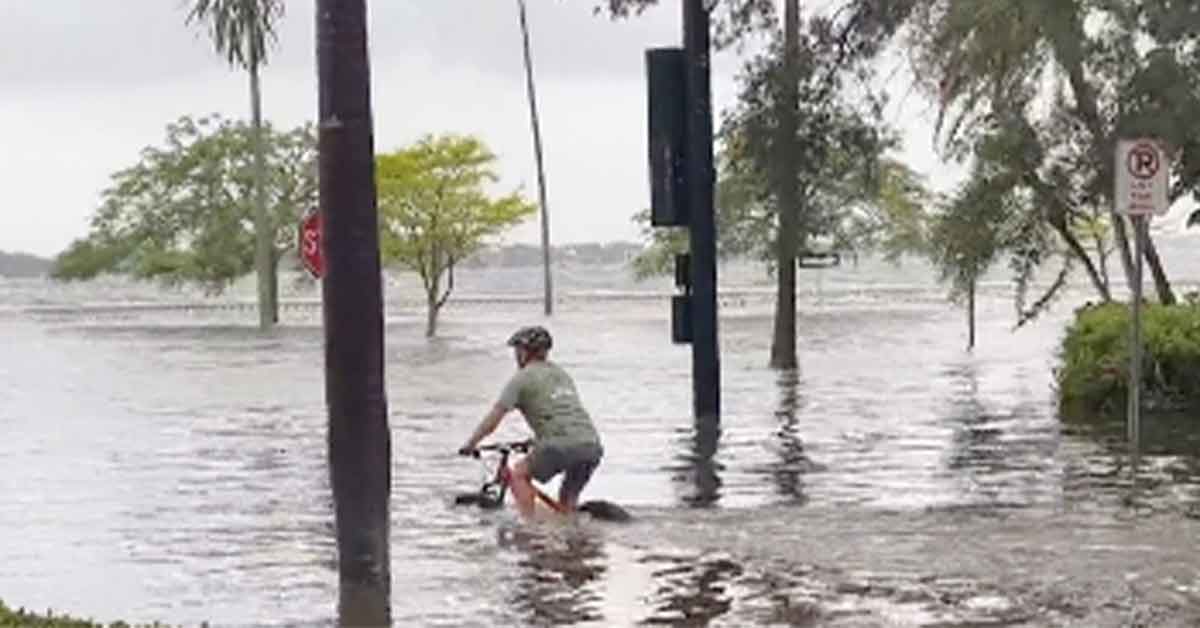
top-left (2, 239), bottom-right (1199, 627)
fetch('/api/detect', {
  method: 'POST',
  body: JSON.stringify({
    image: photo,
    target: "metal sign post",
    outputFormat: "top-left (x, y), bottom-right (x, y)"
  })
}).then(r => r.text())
top-left (1114, 138), bottom-right (1168, 463)
top-left (1128, 214), bottom-right (1144, 456)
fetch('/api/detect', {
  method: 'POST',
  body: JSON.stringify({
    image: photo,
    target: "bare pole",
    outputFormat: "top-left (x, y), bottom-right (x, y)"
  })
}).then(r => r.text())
top-left (683, 0), bottom-right (720, 421)
top-left (517, 0), bottom-right (554, 316)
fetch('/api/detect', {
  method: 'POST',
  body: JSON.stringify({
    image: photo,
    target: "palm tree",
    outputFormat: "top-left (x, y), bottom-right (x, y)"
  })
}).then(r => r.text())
top-left (516, 0), bottom-right (554, 316)
top-left (186, 0), bottom-right (285, 329)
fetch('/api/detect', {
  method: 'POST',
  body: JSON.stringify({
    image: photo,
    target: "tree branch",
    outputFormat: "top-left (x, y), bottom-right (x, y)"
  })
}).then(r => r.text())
top-left (1015, 258), bottom-right (1071, 329)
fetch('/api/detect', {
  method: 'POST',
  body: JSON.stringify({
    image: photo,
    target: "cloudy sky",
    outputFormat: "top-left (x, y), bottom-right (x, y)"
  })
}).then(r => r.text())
top-left (10, 1), bottom-right (1180, 259)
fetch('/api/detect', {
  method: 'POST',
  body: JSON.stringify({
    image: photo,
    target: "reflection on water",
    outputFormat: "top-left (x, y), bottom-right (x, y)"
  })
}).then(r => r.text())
top-left (638, 552), bottom-right (744, 625)
top-left (502, 526), bottom-right (608, 626)
top-left (767, 368), bottom-right (813, 504)
top-left (665, 421), bottom-right (724, 508)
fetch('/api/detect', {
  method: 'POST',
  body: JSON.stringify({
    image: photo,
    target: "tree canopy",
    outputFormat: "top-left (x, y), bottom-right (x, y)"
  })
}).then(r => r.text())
top-left (52, 114), bottom-right (317, 294)
top-left (377, 134), bottom-right (536, 337)
top-left (185, 0), bottom-right (285, 70)
top-left (904, 0), bottom-right (1200, 314)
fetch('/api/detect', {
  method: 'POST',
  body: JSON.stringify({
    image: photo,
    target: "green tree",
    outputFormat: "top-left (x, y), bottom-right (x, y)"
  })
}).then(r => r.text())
top-left (52, 114), bottom-right (317, 295)
top-left (904, 0), bottom-right (1200, 312)
top-left (927, 172), bottom-right (1009, 350)
top-left (377, 134), bottom-right (537, 337)
top-left (605, 0), bottom-right (922, 367)
top-left (185, 0), bottom-right (286, 328)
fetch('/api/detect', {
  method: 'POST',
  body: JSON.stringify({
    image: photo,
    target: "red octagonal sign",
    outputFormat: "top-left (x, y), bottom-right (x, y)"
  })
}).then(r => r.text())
top-left (298, 208), bottom-right (323, 279)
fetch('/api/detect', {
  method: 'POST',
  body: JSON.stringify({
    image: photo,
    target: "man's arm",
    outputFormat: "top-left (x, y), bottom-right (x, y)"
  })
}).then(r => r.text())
top-left (459, 403), bottom-right (509, 453)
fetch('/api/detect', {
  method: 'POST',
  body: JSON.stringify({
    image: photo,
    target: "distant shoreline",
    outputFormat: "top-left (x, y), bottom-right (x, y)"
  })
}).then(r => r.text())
top-left (0, 250), bottom-right (52, 278)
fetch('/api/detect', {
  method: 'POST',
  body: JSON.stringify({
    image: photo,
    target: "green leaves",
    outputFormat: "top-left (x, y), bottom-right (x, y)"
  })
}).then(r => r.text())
top-left (906, 0), bottom-right (1200, 306)
top-left (377, 134), bottom-right (537, 297)
top-left (186, 0), bottom-right (285, 69)
top-left (1057, 301), bottom-right (1200, 417)
top-left (627, 2), bottom-right (931, 280)
top-left (51, 114), bottom-right (317, 294)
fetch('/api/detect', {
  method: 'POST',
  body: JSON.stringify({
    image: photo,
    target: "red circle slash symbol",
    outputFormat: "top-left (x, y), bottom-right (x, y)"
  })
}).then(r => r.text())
top-left (299, 209), bottom-right (323, 279)
top-left (1126, 143), bottom-right (1160, 180)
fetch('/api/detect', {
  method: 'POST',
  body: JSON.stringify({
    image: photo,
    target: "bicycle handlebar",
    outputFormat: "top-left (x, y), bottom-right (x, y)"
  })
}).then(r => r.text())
top-left (466, 439), bottom-right (533, 456)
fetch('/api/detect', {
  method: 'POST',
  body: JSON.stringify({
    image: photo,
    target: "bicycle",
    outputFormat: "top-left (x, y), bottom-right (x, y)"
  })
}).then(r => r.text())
top-left (453, 439), bottom-right (632, 522)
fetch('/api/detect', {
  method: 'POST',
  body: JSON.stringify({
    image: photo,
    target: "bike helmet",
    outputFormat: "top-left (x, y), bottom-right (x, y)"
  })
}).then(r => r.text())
top-left (506, 325), bottom-right (552, 352)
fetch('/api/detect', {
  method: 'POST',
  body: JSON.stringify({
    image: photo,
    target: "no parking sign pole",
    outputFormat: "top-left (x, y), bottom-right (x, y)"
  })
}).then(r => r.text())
top-left (1114, 137), bottom-right (1168, 460)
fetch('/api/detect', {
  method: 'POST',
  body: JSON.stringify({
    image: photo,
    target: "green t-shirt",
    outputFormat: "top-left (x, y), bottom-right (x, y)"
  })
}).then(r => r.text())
top-left (496, 360), bottom-right (600, 447)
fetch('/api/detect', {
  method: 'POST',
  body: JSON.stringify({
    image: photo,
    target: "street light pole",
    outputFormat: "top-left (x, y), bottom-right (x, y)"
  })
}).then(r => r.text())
top-left (517, 0), bottom-right (554, 317)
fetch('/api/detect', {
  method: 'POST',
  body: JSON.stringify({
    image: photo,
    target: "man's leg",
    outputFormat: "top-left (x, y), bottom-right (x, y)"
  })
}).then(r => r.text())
top-left (558, 459), bottom-right (599, 511)
top-left (507, 457), bottom-right (537, 518)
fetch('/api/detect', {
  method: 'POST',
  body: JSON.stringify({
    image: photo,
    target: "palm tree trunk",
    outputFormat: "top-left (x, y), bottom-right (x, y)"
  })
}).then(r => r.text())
top-left (769, 0), bottom-right (800, 369)
top-left (249, 54), bottom-right (276, 328)
top-left (317, 0), bottom-right (391, 621)
top-left (517, 0), bottom-right (553, 317)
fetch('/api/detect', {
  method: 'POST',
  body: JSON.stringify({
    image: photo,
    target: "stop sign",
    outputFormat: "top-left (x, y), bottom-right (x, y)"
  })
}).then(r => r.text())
top-left (298, 208), bottom-right (323, 279)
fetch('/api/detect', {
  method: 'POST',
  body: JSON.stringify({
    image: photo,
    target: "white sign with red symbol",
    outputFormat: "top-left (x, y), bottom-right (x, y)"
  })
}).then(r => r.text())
top-left (1115, 138), bottom-right (1168, 217)
top-left (299, 207), bottom-right (323, 279)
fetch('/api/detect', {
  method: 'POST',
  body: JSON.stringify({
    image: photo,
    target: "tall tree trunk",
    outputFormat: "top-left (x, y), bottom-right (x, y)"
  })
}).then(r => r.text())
top-left (316, 0), bottom-right (391, 623)
top-left (425, 271), bottom-right (441, 338)
top-left (269, 248), bottom-right (280, 324)
top-left (249, 53), bottom-right (276, 329)
top-left (769, 0), bottom-right (800, 370)
top-left (517, 0), bottom-right (553, 317)
top-left (425, 296), bottom-right (440, 338)
top-left (967, 276), bottom-right (976, 351)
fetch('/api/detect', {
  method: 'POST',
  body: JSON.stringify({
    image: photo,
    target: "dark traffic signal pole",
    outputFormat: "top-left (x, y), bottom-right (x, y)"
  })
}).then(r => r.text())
top-left (646, 1), bottom-right (721, 423)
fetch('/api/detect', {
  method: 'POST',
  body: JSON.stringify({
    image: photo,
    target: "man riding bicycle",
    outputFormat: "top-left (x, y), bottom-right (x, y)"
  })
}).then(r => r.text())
top-left (458, 325), bottom-right (604, 518)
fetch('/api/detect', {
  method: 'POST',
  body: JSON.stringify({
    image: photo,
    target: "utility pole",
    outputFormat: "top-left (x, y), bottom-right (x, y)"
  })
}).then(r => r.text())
top-left (316, 0), bottom-right (391, 624)
top-left (683, 0), bottom-right (720, 421)
top-left (517, 0), bottom-right (554, 316)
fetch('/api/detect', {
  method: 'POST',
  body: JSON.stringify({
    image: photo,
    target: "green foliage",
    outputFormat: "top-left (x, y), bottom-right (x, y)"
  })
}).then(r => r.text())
top-left (185, 0), bottom-right (285, 69)
top-left (51, 114), bottom-right (317, 294)
top-left (926, 161), bottom-right (1017, 307)
top-left (596, 0), bottom-right (777, 49)
top-left (627, 6), bottom-right (932, 281)
top-left (904, 0), bottom-right (1200, 307)
top-left (0, 599), bottom-right (184, 627)
top-left (626, 151), bottom-right (776, 279)
top-left (628, 209), bottom-right (686, 280)
top-left (377, 134), bottom-right (536, 334)
top-left (596, 0), bottom-right (917, 53)
top-left (1057, 299), bottom-right (1200, 419)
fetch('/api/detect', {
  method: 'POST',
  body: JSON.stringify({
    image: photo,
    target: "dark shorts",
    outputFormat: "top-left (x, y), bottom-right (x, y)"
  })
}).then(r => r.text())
top-left (528, 441), bottom-right (604, 497)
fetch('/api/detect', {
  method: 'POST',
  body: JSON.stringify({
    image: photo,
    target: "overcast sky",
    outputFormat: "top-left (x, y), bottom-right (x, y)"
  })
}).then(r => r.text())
top-left (5, 1), bottom-right (1185, 258)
